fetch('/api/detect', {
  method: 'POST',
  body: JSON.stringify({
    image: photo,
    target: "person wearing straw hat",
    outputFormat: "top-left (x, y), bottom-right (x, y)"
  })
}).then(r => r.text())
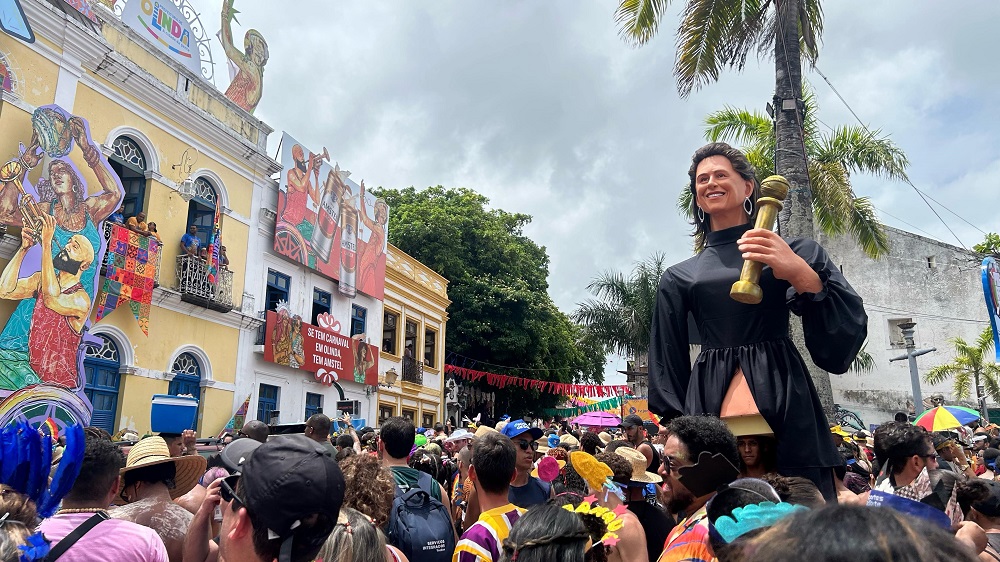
top-left (614, 447), bottom-right (672, 562)
top-left (110, 436), bottom-right (206, 562)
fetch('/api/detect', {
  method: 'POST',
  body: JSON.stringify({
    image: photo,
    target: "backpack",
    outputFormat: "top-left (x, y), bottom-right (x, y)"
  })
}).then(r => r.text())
top-left (386, 471), bottom-right (456, 562)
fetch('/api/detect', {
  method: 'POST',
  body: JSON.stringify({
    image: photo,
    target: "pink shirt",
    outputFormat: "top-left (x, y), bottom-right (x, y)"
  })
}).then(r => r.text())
top-left (38, 513), bottom-right (169, 562)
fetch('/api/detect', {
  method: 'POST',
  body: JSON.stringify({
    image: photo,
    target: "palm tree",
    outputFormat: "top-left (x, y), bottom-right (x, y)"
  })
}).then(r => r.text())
top-left (573, 253), bottom-right (668, 365)
top-left (678, 89), bottom-right (909, 258)
top-left (924, 326), bottom-right (1000, 412)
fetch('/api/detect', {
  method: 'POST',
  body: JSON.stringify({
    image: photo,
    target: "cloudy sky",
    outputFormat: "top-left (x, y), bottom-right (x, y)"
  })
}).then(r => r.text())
top-left (186, 0), bottom-right (1000, 382)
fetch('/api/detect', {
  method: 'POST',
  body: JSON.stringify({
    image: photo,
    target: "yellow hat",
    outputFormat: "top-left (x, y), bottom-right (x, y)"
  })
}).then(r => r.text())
top-left (569, 451), bottom-right (612, 491)
top-left (830, 425), bottom-right (851, 438)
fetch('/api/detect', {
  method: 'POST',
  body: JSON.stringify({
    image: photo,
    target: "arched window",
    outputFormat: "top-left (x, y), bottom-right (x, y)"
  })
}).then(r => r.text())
top-left (109, 136), bottom-right (148, 219)
top-left (186, 177), bottom-right (217, 248)
top-left (169, 352), bottom-right (202, 430)
top-left (83, 335), bottom-right (121, 434)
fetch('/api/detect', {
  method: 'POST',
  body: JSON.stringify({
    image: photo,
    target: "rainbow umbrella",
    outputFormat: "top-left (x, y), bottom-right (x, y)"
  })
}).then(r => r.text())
top-left (913, 406), bottom-right (981, 431)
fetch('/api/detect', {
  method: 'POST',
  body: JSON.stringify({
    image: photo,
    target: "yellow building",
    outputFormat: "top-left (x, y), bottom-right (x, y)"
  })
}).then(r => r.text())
top-left (0, 1), bottom-right (278, 436)
top-left (376, 244), bottom-right (450, 427)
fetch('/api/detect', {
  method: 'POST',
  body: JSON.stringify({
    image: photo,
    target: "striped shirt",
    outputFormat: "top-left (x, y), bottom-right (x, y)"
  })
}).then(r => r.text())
top-left (453, 503), bottom-right (523, 562)
top-left (657, 505), bottom-right (715, 562)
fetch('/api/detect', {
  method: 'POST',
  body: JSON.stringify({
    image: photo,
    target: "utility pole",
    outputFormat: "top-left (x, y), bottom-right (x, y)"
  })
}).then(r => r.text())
top-left (889, 322), bottom-right (936, 415)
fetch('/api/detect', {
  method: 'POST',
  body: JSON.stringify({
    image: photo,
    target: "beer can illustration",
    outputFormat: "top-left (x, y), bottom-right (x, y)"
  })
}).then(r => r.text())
top-left (339, 205), bottom-right (358, 298)
top-left (311, 183), bottom-right (341, 262)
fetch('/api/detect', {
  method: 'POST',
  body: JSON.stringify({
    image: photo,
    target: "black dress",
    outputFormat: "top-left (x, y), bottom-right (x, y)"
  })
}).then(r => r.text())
top-left (648, 223), bottom-right (867, 472)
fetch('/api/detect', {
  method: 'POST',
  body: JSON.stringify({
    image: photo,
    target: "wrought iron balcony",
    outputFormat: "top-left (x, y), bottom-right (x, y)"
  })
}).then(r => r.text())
top-left (254, 311), bottom-right (267, 345)
top-left (402, 356), bottom-right (424, 385)
top-left (175, 254), bottom-right (233, 312)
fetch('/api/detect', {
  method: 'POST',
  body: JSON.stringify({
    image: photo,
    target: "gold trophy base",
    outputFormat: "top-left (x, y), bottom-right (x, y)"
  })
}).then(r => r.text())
top-left (730, 280), bottom-right (763, 305)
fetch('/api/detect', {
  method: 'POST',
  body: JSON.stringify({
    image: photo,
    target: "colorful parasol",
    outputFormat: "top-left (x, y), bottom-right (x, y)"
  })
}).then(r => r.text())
top-left (572, 411), bottom-right (622, 428)
top-left (913, 406), bottom-right (981, 431)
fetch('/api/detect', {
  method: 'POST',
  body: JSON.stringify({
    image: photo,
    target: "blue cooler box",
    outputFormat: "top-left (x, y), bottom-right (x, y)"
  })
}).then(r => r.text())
top-left (151, 394), bottom-right (198, 433)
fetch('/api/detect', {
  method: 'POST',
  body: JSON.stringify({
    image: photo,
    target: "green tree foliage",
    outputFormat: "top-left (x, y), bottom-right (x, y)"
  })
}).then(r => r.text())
top-left (974, 233), bottom-right (1000, 259)
top-left (924, 327), bottom-right (1000, 405)
top-left (373, 186), bottom-right (607, 416)
top-left (573, 253), bottom-right (667, 362)
top-left (677, 89), bottom-right (908, 258)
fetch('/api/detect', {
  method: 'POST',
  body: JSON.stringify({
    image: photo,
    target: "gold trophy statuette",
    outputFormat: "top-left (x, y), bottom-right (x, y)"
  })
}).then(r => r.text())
top-left (730, 175), bottom-right (790, 305)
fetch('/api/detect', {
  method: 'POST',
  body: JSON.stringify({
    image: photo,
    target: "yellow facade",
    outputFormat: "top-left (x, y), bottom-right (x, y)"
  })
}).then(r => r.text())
top-left (377, 244), bottom-right (450, 427)
top-left (0, 2), bottom-right (278, 436)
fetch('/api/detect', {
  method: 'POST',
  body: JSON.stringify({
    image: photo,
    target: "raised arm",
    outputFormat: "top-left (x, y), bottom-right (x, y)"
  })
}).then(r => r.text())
top-left (0, 227), bottom-right (40, 300)
top-left (69, 118), bottom-right (121, 223)
top-left (219, 0), bottom-right (245, 70)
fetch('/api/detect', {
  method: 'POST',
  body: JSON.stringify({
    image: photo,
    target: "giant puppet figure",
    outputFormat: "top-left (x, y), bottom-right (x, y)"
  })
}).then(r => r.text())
top-left (220, 0), bottom-right (268, 114)
top-left (648, 142), bottom-right (867, 500)
top-left (0, 105), bottom-right (124, 429)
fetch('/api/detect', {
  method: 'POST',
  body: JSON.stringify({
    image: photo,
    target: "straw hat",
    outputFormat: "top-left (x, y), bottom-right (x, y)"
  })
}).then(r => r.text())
top-left (615, 447), bottom-right (662, 484)
top-left (120, 436), bottom-right (206, 501)
top-left (536, 437), bottom-right (550, 455)
top-left (598, 431), bottom-right (613, 446)
top-left (559, 434), bottom-right (580, 449)
top-left (474, 425), bottom-right (498, 439)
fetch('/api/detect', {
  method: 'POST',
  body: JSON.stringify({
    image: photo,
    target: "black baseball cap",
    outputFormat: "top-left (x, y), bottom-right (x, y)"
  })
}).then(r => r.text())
top-left (620, 414), bottom-right (644, 429)
top-left (973, 480), bottom-right (1000, 517)
top-left (239, 434), bottom-right (345, 562)
top-left (219, 438), bottom-right (262, 473)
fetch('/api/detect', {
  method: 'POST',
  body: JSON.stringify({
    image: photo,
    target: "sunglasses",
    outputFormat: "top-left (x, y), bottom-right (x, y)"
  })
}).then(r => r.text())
top-left (515, 440), bottom-right (539, 452)
top-left (220, 475), bottom-right (244, 510)
top-left (660, 455), bottom-right (690, 474)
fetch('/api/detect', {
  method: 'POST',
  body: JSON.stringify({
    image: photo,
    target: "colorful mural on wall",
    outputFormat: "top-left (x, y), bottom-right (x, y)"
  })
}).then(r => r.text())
top-left (274, 132), bottom-right (389, 300)
top-left (0, 105), bottom-right (125, 431)
top-left (262, 307), bottom-right (378, 387)
top-left (220, 0), bottom-right (268, 114)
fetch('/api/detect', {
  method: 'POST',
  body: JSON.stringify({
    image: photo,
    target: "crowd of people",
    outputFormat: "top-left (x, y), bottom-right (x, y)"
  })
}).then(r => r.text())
top-left (5, 411), bottom-right (1000, 562)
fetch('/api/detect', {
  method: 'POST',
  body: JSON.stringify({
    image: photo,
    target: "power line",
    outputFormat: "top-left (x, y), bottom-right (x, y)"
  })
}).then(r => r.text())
top-left (812, 65), bottom-right (976, 249)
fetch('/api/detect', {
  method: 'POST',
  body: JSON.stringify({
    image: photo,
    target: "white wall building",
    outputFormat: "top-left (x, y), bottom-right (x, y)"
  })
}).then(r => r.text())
top-left (820, 226), bottom-right (990, 425)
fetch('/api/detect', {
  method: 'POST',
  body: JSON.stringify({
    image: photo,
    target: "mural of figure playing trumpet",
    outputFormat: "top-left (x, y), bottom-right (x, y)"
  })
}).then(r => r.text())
top-left (0, 105), bottom-right (123, 429)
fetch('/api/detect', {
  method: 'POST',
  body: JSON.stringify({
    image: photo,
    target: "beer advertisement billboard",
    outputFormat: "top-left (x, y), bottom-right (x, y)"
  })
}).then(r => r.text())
top-left (262, 310), bottom-right (379, 387)
top-left (274, 132), bottom-right (388, 300)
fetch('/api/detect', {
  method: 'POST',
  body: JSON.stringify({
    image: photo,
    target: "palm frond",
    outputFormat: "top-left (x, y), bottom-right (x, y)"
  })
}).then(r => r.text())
top-left (847, 195), bottom-right (890, 259)
top-left (924, 364), bottom-right (961, 385)
top-left (985, 373), bottom-right (1000, 406)
top-left (614, 0), bottom-right (673, 47)
top-left (977, 326), bottom-right (996, 359)
top-left (953, 369), bottom-right (973, 401)
top-left (704, 106), bottom-right (773, 146)
top-left (850, 343), bottom-right (875, 374)
top-left (674, 0), bottom-right (755, 97)
top-left (677, 186), bottom-right (694, 220)
top-left (814, 126), bottom-right (910, 182)
top-left (808, 159), bottom-right (852, 236)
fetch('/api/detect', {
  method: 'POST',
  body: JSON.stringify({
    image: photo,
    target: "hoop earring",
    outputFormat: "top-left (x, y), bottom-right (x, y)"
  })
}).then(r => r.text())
top-left (744, 197), bottom-right (753, 215)
top-left (697, 207), bottom-right (705, 222)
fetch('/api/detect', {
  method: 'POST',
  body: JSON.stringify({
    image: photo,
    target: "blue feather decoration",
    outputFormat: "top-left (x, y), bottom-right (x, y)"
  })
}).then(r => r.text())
top-left (9, 422), bottom-right (32, 493)
top-left (25, 430), bottom-right (50, 502)
top-left (0, 423), bottom-right (18, 483)
top-left (37, 424), bottom-right (84, 518)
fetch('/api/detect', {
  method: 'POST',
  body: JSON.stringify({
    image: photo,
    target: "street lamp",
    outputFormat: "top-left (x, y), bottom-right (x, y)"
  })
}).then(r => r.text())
top-left (889, 322), bottom-right (935, 414)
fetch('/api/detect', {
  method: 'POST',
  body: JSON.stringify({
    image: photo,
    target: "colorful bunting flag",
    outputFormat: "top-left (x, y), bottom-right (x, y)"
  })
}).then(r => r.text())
top-left (95, 223), bottom-right (160, 335)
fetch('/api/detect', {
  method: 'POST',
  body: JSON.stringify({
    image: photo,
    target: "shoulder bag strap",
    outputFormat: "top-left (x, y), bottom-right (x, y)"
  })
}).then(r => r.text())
top-left (45, 512), bottom-right (110, 562)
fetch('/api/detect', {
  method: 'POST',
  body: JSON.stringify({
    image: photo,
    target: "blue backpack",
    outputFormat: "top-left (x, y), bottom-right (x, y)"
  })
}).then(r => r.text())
top-left (386, 471), bottom-right (455, 562)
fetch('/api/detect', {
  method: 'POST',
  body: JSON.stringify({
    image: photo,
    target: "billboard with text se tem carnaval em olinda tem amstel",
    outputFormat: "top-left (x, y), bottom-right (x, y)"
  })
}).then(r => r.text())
top-left (274, 132), bottom-right (388, 300)
top-left (263, 310), bottom-right (378, 387)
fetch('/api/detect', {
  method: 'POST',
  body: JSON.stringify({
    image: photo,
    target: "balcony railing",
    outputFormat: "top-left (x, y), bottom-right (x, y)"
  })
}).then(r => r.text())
top-left (402, 356), bottom-right (424, 385)
top-left (101, 221), bottom-right (161, 287)
top-left (254, 311), bottom-right (267, 345)
top-left (175, 254), bottom-right (234, 312)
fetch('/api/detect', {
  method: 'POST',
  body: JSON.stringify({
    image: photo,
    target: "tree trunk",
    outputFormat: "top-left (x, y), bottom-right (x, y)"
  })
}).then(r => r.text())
top-left (772, 0), bottom-right (835, 417)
